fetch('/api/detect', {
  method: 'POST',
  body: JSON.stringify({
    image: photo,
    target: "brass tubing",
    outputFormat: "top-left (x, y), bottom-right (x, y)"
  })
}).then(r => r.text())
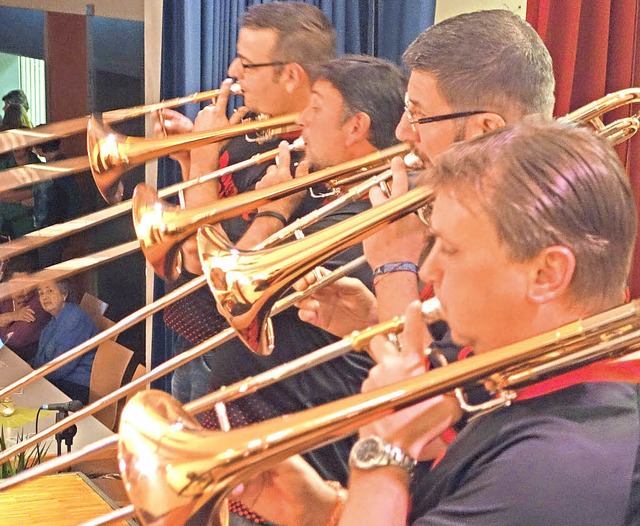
top-left (199, 183), bottom-right (432, 354)
top-left (559, 87), bottom-right (640, 124)
top-left (0, 84), bottom-right (242, 155)
top-left (0, 157), bottom-right (90, 193)
top-left (88, 113), bottom-right (300, 203)
top-left (0, 240), bottom-right (139, 303)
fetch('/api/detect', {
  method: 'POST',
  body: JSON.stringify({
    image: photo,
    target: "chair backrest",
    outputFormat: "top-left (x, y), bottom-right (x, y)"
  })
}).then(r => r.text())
top-left (79, 292), bottom-right (108, 317)
top-left (79, 292), bottom-right (117, 341)
top-left (89, 340), bottom-right (139, 431)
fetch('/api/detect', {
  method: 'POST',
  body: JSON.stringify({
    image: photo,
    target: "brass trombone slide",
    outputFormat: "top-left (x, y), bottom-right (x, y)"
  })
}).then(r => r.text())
top-left (134, 142), bottom-right (409, 280)
top-left (0, 139), bottom-right (301, 264)
top-left (0, 83), bottom-right (242, 155)
top-left (117, 299), bottom-right (640, 525)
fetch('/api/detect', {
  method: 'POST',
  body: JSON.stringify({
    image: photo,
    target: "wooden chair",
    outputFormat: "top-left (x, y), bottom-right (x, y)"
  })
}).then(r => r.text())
top-left (88, 340), bottom-right (145, 431)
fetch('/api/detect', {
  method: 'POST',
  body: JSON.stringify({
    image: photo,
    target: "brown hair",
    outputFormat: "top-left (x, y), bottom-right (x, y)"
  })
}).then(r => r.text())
top-left (241, 2), bottom-right (336, 79)
top-left (404, 10), bottom-right (555, 120)
top-left (431, 121), bottom-right (636, 310)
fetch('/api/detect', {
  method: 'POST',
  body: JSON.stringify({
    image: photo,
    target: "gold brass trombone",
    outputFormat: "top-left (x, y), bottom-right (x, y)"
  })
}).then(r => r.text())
top-left (0, 83), bottom-right (241, 156)
top-left (116, 299), bottom-right (640, 525)
top-left (88, 112), bottom-right (300, 203)
top-left (134, 142), bottom-right (409, 280)
top-left (198, 182), bottom-right (433, 355)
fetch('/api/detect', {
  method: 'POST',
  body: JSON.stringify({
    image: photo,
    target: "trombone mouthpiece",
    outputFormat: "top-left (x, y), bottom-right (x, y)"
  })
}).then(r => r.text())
top-left (404, 152), bottom-right (424, 170)
top-left (290, 137), bottom-right (306, 151)
top-left (421, 297), bottom-right (444, 325)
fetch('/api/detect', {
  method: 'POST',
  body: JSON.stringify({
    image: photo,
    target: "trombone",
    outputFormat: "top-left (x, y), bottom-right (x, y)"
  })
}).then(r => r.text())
top-left (0, 83), bottom-right (242, 155)
top-left (133, 142), bottom-right (409, 280)
top-left (114, 299), bottom-right (640, 525)
top-left (87, 112), bottom-right (301, 203)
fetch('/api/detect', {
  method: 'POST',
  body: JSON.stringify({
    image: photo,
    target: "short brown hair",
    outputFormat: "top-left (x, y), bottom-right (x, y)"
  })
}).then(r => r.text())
top-left (431, 121), bottom-right (636, 310)
top-left (241, 2), bottom-right (335, 79)
top-left (404, 10), bottom-right (555, 120)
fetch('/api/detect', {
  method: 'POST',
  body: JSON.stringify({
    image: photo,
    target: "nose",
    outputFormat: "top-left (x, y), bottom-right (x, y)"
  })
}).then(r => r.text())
top-left (297, 106), bottom-right (310, 127)
top-left (395, 112), bottom-right (419, 144)
top-left (419, 240), bottom-right (442, 286)
top-left (228, 58), bottom-right (243, 80)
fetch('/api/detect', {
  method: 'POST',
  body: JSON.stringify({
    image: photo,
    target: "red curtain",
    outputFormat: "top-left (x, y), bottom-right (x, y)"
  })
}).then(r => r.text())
top-left (527, 0), bottom-right (640, 297)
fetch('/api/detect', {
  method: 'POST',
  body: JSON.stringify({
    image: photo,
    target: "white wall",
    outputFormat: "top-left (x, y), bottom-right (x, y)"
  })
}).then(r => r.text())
top-left (435, 0), bottom-right (526, 23)
top-left (0, 52), bottom-right (20, 99)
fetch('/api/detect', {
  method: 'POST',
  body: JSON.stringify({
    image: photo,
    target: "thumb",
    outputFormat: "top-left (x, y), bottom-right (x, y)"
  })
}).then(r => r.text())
top-left (400, 300), bottom-right (427, 362)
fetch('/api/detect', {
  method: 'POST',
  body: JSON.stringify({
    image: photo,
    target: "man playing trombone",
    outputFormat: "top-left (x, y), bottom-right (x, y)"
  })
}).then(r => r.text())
top-left (154, 2), bottom-right (336, 405)
top-left (295, 10), bottom-right (556, 346)
top-left (235, 120), bottom-right (640, 526)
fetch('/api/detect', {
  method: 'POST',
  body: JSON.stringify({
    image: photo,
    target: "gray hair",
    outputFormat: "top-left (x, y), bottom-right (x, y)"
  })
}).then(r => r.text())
top-left (241, 2), bottom-right (336, 80)
top-left (431, 121), bottom-right (636, 310)
top-left (404, 10), bottom-right (555, 120)
top-left (315, 55), bottom-right (406, 149)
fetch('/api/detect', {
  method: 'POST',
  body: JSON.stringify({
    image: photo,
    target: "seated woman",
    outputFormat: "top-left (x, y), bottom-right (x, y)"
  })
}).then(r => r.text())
top-left (30, 280), bottom-right (98, 404)
top-left (0, 269), bottom-right (51, 361)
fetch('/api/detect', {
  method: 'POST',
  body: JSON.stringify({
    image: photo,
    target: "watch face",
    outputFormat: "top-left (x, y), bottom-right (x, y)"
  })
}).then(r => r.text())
top-left (354, 437), bottom-right (384, 468)
top-left (358, 439), bottom-right (380, 462)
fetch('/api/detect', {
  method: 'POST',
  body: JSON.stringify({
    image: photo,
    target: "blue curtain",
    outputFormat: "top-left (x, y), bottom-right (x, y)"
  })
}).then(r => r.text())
top-left (152, 0), bottom-right (436, 391)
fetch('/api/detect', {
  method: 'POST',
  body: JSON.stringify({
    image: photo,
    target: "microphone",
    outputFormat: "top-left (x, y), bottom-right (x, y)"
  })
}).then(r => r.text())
top-left (41, 400), bottom-right (83, 412)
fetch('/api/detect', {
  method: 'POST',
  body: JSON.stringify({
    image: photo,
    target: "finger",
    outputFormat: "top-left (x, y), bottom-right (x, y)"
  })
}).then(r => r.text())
top-left (390, 156), bottom-right (409, 198)
top-left (213, 78), bottom-right (234, 111)
top-left (292, 273), bottom-right (313, 292)
top-left (297, 306), bottom-right (319, 325)
top-left (275, 140), bottom-right (291, 169)
top-left (229, 105), bottom-right (250, 126)
top-left (399, 300), bottom-right (428, 360)
top-left (367, 334), bottom-right (400, 364)
top-left (293, 158), bottom-right (310, 180)
top-left (368, 184), bottom-right (389, 207)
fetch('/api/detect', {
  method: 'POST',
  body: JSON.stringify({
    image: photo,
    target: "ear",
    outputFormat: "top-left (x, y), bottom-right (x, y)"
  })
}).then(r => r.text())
top-left (527, 245), bottom-right (576, 304)
top-left (281, 62), bottom-right (307, 93)
top-left (464, 112), bottom-right (506, 140)
top-left (344, 112), bottom-right (371, 147)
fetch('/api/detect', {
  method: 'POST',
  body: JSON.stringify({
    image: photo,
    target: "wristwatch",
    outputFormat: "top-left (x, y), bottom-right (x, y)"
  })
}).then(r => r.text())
top-left (349, 436), bottom-right (417, 477)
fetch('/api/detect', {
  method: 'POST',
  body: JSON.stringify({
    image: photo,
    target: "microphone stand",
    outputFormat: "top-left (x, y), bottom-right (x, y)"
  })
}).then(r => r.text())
top-left (54, 410), bottom-right (77, 458)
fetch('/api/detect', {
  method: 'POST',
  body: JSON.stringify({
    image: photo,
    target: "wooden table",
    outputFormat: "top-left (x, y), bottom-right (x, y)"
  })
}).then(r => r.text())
top-left (0, 346), bottom-right (113, 453)
top-left (0, 471), bottom-right (135, 525)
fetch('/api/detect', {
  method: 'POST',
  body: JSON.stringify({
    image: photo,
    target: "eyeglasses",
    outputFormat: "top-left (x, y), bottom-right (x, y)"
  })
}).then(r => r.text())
top-left (404, 94), bottom-right (487, 127)
top-left (239, 60), bottom-right (288, 70)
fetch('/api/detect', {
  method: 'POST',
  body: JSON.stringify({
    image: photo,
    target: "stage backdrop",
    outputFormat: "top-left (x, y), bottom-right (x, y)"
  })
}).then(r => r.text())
top-left (527, 0), bottom-right (640, 298)
top-left (152, 0), bottom-right (437, 390)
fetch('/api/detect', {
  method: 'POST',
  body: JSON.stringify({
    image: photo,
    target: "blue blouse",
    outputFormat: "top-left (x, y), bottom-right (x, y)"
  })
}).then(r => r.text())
top-left (31, 302), bottom-right (99, 387)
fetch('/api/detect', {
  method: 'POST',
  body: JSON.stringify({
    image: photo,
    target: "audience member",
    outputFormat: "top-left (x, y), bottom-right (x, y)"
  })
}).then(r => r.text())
top-left (30, 280), bottom-right (98, 405)
top-left (1, 89), bottom-right (31, 127)
top-left (0, 103), bottom-right (39, 238)
top-left (0, 266), bottom-right (51, 361)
